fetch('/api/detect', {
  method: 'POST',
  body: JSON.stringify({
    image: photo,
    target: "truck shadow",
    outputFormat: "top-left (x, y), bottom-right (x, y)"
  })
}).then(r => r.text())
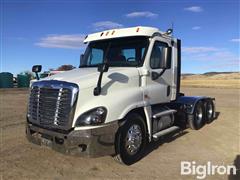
top-left (141, 111), bottom-right (220, 162)
top-left (101, 73), bottom-right (129, 95)
top-left (228, 155), bottom-right (240, 180)
top-left (212, 111), bottom-right (220, 122)
top-left (215, 111), bottom-right (220, 119)
top-left (142, 129), bottom-right (189, 159)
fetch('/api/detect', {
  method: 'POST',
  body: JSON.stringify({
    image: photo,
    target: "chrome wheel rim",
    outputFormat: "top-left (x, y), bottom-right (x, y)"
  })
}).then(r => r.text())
top-left (196, 105), bottom-right (203, 124)
top-left (125, 124), bottom-right (142, 155)
top-left (207, 102), bottom-right (213, 119)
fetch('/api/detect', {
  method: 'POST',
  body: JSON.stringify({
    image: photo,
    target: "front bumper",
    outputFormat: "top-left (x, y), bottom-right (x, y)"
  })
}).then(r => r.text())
top-left (26, 122), bottom-right (119, 157)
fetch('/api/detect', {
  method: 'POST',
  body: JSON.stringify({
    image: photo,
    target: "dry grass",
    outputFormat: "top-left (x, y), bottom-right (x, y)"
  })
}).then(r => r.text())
top-left (181, 72), bottom-right (240, 89)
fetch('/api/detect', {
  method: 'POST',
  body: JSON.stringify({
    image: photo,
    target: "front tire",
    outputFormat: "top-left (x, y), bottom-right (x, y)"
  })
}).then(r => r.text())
top-left (114, 113), bottom-right (147, 165)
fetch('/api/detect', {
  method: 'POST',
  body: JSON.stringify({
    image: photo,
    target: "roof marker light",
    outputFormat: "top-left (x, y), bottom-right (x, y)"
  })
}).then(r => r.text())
top-left (100, 32), bottom-right (104, 36)
top-left (111, 30), bottom-right (115, 35)
top-left (105, 32), bottom-right (109, 36)
top-left (136, 27), bottom-right (140, 32)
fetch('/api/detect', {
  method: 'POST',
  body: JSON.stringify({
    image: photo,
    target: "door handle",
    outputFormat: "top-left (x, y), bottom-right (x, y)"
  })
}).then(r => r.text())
top-left (167, 85), bottom-right (171, 96)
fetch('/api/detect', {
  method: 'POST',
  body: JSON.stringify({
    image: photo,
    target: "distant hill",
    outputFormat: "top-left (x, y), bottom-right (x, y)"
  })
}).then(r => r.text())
top-left (203, 71), bottom-right (239, 76)
top-left (181, 73), bottom-right (195, 76)
top-left (181, 72), bottom-right (240, 89)
top-left (182, 71), bottom-right (239, 77)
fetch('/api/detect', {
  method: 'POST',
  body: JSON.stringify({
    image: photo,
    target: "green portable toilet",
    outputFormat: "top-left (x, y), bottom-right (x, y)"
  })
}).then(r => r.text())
top-left (17, 74), bottom-right (30, 88)
top-left (0, 72), bottom-right (13, 88)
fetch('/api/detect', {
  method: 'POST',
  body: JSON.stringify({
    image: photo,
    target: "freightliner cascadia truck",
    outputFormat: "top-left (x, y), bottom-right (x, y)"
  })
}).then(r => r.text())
top-left (26, 26), bottom-right (216, 165)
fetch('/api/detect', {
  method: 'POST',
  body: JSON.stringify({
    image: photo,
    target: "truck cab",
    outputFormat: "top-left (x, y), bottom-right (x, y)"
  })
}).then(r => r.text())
top-left (26, 26), bottom-right (216, 165)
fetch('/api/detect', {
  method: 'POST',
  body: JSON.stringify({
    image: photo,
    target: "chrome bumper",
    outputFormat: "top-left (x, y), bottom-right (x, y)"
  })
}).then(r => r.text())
top-left (26, 121), bottom-right (119, 157)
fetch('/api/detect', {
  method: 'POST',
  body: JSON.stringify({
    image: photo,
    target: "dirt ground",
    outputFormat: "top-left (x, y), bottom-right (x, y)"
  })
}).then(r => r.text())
top-left (0, 87), bottom-right (239, 180)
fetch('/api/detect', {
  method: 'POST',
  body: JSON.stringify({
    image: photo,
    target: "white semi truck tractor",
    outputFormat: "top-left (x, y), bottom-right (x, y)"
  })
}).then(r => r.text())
top-left (26, 26), bottom-right (216, 165)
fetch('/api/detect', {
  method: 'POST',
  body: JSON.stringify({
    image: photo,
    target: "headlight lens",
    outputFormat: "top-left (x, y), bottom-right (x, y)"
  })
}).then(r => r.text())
top-left (75, 107), bottom-right (107, 126)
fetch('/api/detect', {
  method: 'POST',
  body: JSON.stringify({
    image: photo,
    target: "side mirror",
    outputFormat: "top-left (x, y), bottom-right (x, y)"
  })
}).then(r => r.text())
top-left (32, 65), bottom-right (42, 80)
top-left (32, 65), bottom-right (42, 73)
top-left (151, 71), bottom-right (159, 80)
top-left (98, 63), bottom-right (109, 72)
top-left (94, 63), bottom-right (109, 96)
top-left (159, 47), bottom-right (171, 69)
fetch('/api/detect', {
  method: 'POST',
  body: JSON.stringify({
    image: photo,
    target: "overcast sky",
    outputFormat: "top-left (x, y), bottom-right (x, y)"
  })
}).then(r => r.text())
top-left (1, 0), bottom-right (239, 75)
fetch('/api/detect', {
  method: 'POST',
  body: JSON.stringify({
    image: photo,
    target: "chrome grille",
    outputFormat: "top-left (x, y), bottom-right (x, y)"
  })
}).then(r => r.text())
top-left (28, 80), bottom-right (79, 130)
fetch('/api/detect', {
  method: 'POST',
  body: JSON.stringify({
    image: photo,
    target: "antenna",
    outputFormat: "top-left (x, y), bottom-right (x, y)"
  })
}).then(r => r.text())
top-left (171, 22), bottom-right (174, 37)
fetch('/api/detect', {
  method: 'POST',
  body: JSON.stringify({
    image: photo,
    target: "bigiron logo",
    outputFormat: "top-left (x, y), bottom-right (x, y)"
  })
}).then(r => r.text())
top-left (180, 161), bottom-right (237, 179)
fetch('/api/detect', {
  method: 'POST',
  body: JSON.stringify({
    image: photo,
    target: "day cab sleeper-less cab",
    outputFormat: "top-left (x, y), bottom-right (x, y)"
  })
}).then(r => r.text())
top-left (26, 26), bottom-right (216, 165)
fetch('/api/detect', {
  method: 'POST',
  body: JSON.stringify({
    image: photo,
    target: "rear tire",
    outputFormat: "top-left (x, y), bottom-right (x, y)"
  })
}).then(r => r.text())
top-left (205, 99), bottom-right (215, 123)
top-left (188, 101), bottom-right (205, 130)
top-left (114, 113), bottom-right (147, 165)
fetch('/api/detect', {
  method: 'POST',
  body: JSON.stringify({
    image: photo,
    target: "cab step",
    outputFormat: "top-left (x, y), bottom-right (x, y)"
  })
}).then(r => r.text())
top-left (152, 126), bottom-right (180, 139)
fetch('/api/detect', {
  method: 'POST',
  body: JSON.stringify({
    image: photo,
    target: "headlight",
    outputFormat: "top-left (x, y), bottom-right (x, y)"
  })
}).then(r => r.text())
top-left (75, 107), bottom-right (107, 126)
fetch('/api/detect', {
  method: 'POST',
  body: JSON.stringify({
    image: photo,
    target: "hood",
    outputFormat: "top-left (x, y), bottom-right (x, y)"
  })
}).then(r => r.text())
top-left (41, 67), bottom-right (139, 89)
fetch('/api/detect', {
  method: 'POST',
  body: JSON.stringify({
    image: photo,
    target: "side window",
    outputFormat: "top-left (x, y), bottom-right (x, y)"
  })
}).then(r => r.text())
top-left (141, 47), bottom-right (145, 60)
top-left (150, 41), bottom-right (171, 69)
top-left (88, 48), bottom-right (104, 65)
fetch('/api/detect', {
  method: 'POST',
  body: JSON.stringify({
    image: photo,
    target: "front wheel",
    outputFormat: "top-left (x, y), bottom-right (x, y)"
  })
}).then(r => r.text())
top-left (114, 113), bottom-right (147, 165)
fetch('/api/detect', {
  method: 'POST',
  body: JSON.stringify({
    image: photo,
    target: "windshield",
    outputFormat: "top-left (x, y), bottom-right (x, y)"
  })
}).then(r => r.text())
top-left (80, 36), bottom-right (149, 67)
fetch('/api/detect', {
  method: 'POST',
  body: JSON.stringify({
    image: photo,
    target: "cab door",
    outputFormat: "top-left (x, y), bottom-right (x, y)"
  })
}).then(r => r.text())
top-left (145, 37), bottom-right (174, 105)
